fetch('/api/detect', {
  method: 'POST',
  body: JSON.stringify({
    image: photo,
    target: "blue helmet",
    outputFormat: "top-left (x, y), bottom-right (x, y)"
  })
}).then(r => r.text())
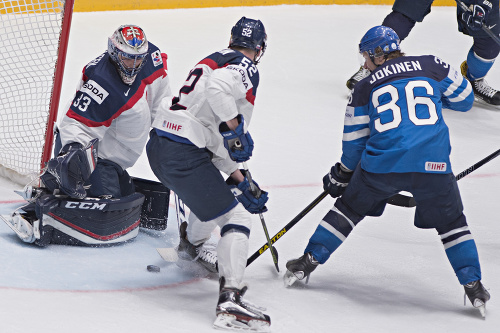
top-left (359, 26), bottom-right (400, 62)
top-left (229, 17), bottom-right (267, 63)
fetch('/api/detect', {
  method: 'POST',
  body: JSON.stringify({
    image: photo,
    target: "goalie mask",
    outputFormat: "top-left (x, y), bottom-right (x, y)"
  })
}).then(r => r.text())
top-left (108, 25), bottom-right (149, 85)
top-left (229, 17), bottom-right (267, 64)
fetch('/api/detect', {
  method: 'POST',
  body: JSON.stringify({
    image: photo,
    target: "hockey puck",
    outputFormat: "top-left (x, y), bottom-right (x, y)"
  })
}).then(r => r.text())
top-left (147, 265), bottom-right (160, 273)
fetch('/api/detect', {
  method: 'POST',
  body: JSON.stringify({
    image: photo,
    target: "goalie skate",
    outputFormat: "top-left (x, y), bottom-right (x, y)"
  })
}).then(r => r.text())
top-left (1, 212), bottom-right (36, 243)
top-left (214, 280), bottom-right (270, 332)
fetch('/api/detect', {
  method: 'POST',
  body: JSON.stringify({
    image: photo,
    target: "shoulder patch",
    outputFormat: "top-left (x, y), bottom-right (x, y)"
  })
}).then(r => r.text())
top-left (81, 80), bottom-right (109, 104)
top-left (151, 50), bottom-right (163, 67)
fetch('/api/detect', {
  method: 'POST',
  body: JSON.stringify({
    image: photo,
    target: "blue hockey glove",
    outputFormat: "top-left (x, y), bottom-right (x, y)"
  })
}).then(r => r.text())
top-left (220, 115), bottom-right (254, 163)
top-left (461, 0), bottom-right (492, 31)
top-left (322, 162), bottom-right (353, 198)
top-left (229, 176), bottom-right (268, 214)
top-left (41, 139), bottom-right (98, 199)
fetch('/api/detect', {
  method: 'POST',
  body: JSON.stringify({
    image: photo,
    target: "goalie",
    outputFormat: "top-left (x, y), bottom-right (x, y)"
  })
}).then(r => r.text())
top-left (2, 24), bottom-right (172, 246)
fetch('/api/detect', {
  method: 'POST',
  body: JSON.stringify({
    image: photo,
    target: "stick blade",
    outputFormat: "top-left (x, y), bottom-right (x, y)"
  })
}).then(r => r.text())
top-left (156, 247), bottom-right (179, 262)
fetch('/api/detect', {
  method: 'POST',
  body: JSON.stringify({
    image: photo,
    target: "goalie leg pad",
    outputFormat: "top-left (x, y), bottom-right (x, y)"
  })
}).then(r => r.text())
top-left (133, 177), bottom-right (170, 230)
top-left (33, 192), bottom-right (144, 246)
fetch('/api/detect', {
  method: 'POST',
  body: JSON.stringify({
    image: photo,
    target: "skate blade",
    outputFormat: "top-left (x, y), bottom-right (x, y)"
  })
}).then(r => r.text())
top-left (283, 269), bottom-right (299, 287)
top-left (477, 304), bottom-right (486, 319)
top-left (473, 97), bottom-right (500, 110)
top-left (213, 313), bottom-right (270, 332)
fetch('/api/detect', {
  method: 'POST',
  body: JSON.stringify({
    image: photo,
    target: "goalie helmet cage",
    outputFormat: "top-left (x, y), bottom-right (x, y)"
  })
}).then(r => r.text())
top-left (0, 0), bottom-right (74, 185)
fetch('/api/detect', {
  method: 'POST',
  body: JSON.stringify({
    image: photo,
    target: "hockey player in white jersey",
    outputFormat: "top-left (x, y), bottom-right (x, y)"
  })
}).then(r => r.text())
top-left (3, 25), bottom-right (172, 246)
top-left (285, 26), bottom-right (490, 318)
top-left (147, 17), bottom-right (271, 331)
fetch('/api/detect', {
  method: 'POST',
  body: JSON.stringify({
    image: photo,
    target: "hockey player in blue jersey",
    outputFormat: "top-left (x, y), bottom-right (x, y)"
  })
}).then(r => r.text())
top-left (346, 0), bottom-right (500, 106)
top-left (285, 26), bottom-right (490, 317)
top-left (4, 25), bottom-right (172, 246)
top-left (147, 17), bottom-right (270, 331)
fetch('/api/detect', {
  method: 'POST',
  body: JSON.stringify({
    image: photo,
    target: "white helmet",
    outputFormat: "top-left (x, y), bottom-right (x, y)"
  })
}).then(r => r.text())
top-left (108, 25), bottom-right (149, 85)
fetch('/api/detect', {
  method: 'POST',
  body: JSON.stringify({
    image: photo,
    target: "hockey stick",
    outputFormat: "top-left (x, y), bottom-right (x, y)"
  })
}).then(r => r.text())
top-left (246, 148), bottom-right (500, 265)
top-left (456, 0), bottom-right (500, 46)
top-left (174, 192), bottom-right (187, 231)
top-left (247, 190), bottom-right (328, 267)
top-left (385, 148), bottom-right (500, 208)
top-left (156, 192), bottom-right (186, 262)
top-left (242, 162), bottom-right (280, 272)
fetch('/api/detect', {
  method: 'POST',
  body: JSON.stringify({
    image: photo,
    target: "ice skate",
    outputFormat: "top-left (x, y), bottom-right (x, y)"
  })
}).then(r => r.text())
top-left (464, 280), bottom-right (490, 318)
top-left (461, 61), bottom-right (500, 106)
top-left (177, 221), bottom-right (218, 273)
top-left (283, 252), bottom-right (319, 287)
top-left (1, 209), bottom-right (37, 243)
top-left (346, 66), bottom-right (371, 90)
top-left (214, 278), bottom-right (271, 332)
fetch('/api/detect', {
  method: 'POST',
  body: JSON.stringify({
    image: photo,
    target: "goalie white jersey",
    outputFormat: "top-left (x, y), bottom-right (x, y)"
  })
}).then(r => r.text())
top-left (152, 48), bottom-right (260, 175)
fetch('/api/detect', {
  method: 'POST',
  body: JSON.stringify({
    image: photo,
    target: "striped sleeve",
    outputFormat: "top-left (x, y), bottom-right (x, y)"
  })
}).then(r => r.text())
top-left (341, 104), bottom-right (370, 170)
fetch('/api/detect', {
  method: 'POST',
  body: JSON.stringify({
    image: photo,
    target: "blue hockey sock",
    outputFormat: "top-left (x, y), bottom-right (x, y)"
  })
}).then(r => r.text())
top-left (466, 48), bottom-right (495, 80)
top-left (304, 224), bottom-right (344, 264)
top-left (445, 239), bottom-right (481, 285)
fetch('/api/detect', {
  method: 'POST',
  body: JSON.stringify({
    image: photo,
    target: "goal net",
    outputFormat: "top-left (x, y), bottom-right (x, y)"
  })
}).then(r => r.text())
top-left (0, 0), bottom-right (74, 185)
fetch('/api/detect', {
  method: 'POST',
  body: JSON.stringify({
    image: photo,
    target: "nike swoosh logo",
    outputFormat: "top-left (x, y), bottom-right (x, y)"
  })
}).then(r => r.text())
top-left (488, 24), bottom-right (496, 29)
top-left (124, 88), bottom-right (131, 96)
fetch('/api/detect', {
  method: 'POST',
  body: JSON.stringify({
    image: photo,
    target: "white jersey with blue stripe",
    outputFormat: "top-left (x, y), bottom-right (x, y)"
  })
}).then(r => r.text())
top-left (341, 55), bottom-right (473, 174)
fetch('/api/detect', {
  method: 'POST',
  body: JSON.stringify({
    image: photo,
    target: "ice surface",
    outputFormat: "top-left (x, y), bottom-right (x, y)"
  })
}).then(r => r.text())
top-left (1, 4), bottom-right (499, 332)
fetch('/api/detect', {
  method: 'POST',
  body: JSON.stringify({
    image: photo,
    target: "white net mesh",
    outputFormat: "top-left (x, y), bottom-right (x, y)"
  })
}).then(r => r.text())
top-left (0, 0), bottom-right (66, 184)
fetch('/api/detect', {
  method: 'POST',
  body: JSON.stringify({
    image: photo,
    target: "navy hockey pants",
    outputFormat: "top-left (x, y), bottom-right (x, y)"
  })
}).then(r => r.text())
top-left (146, 130), bottom-right (238, 222)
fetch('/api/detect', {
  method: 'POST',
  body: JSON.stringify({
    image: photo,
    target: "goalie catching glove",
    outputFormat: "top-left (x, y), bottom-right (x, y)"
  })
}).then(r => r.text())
top-left (323, 162), bottom-right (353, 198)
top-left (40, 138), bottom-right (98, 199)
top-left (227, 170), bottom-right (268, 214)
top-left (219, 115), bottom-right (254, 163)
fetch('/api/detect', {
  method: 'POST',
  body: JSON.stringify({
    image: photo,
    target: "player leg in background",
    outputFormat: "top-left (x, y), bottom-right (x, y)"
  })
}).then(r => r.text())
top-left (146, 130), bottom-right (271, 330)
top-left (458, 0), bottom-right (500, 106)
top-left (346, 0), bottom-right (433, 90)
top-left (284, 165), bottom-right (395, 287)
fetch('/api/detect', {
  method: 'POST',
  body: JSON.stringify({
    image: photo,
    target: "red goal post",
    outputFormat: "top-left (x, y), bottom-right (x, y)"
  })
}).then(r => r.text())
top-left (0, 0), bottom-right (74, 185)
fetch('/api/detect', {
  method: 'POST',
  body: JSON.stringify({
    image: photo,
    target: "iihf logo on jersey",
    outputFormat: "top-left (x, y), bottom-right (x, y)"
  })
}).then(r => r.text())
top-left (425, 162), bottom-right (447, 172)
top-left (151, 50), bottom-right (163, 67)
